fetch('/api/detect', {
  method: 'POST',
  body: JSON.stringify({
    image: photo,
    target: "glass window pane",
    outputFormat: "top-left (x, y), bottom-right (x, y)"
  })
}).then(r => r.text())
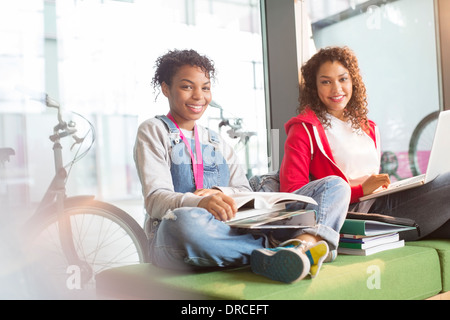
top-left (0, 0), bottom-right (267, 207)
top-left (304, 0), bottom-right (440, 179)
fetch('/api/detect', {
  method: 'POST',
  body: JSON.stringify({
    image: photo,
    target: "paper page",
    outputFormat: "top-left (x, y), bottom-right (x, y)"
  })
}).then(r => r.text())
top-left (227, 203), bottom-right (287, 222)
top-left (227, 209), bottom-right (316, 228)
top-left (230, 192), bottom-right (317, 210)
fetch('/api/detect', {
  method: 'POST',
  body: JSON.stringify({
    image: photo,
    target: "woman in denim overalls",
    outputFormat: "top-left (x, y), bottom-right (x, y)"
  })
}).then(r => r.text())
top-left (134, 49), bottom-right (350, 283)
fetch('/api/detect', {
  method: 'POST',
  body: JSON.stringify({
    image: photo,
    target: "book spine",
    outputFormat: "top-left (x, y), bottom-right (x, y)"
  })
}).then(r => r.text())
top-left (338, 242), bottom-right (365, 249)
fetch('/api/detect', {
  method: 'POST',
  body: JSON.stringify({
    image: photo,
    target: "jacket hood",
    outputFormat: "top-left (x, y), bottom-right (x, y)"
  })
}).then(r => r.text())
top-left (285, 107), bottom-right (377, 139)
top-left (284, 108), bottom-right (321, 134)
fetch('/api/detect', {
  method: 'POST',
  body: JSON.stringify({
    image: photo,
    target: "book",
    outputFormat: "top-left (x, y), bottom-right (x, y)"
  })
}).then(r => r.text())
top-left (338, 239), bottom-right (405, 256)
top-left (226, 209), bottom-right (316, 229)
top-left (340, 219), bottom-right (416, 237)
top-left (339, 233), bottom-right (399, 250)
top-left (346, 212), bottom-right (417, 228)
top-left (226, 192), bottom-right (317, 223)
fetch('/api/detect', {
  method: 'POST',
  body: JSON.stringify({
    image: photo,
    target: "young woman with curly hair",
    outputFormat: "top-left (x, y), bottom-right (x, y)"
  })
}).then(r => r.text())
top-left (280, 46), bottom-right (450, 241)
top-left (299, 46), bottom-right (369, 131)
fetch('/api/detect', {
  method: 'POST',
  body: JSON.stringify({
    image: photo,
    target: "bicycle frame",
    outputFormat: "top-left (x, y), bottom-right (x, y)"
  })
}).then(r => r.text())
top-left (31, 96), bottom-right (94, 278)
top-left (21, 95), bottom-right (149, 297)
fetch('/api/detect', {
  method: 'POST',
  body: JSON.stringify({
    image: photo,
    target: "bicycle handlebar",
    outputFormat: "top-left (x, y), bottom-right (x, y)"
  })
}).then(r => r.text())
top-left (49, 128), bottom-right (78, 142)
top-left (209, 100), bottom-right (244, 133)
top-left (46, 94), bottom-right (83, 148)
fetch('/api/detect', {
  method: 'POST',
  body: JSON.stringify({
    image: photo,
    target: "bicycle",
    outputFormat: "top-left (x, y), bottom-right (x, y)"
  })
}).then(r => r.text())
top-left (379, 110), bottom-right (440, 180)
top-left (408, 110), bottom-right (439, 176)
top-left (21, 95), bottom-right (149, 299)
top-left (209, 100), bottom-right (256, 178)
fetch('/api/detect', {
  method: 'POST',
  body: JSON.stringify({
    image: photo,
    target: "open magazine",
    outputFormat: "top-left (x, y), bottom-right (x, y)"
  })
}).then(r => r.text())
top-left (225, 192), bottom-right (317, 227)
top-left (226, 209), bottom-right (316, 229)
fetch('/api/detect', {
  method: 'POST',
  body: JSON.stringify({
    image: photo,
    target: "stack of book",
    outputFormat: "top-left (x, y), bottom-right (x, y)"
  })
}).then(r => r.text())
top-left (338, 219), bottom-right (416, 256)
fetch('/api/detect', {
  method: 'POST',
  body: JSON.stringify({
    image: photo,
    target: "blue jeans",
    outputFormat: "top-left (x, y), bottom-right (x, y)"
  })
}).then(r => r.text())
top-left (149, 176), bottom-right (350, 270)
top-left (278, 176), bottom-right (350, 250)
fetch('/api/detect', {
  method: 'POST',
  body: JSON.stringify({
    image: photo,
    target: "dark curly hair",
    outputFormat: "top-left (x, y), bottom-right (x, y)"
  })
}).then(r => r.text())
top-left (151, 49), bottom-right (216, 98)
top-left (299, 46), bottom-right (369, 130)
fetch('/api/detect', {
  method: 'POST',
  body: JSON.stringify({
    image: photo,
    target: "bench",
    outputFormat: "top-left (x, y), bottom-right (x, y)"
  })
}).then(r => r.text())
top-left (96, 239), bottom-right (449, 300)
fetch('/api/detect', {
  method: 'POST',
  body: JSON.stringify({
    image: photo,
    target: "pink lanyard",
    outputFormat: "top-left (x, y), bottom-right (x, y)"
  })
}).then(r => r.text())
top-left (167, 113), bottom-right (204, 189)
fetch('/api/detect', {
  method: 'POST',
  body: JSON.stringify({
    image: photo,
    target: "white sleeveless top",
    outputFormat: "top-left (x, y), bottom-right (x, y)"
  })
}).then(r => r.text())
top-left (324, 114), bottom-right (379, 187)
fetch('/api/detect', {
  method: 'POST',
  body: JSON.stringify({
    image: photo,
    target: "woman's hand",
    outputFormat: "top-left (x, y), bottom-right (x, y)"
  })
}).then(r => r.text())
top-left (197, 192), bottom-right (238, 222)
top-left (362, 174), bottom-right (391, 195)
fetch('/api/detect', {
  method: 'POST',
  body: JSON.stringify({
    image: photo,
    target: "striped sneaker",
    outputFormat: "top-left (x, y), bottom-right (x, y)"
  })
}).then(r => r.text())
top-left (279, 239), bottom-right (329, 278)
top-left (251, 239), bottom-right (330, 283)
top-left (251, 245), bottom-right (311, 283)
top-left (304, 241), bottom-right (329, 278)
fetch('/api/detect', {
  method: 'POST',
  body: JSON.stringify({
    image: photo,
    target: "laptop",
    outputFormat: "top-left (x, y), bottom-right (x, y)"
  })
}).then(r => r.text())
top-left (360, 110), bottom-right (450, 201)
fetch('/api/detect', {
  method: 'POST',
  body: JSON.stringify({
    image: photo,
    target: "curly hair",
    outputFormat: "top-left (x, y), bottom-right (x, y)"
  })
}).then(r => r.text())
top-left (151, 49), bottom-right (216, 98)
top-left (299, 46), bottom-right (369, 130)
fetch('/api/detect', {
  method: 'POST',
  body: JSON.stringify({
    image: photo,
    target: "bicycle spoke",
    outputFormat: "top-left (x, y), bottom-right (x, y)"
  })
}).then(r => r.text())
top-left (23, 200), bottom-right (148, 298)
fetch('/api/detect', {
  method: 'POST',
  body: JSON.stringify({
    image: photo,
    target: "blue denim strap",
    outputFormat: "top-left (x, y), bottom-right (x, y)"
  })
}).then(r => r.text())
top-left (156, 115), bottom-right (182, 146)
top-left (157, 114), bottom-right (220, 146)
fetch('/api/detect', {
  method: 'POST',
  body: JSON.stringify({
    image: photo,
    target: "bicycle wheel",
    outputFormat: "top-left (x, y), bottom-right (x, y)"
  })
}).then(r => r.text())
top-left (22, 197), bottom-right (149, 299)
top-left (408, 111), bottom-right (439, 176)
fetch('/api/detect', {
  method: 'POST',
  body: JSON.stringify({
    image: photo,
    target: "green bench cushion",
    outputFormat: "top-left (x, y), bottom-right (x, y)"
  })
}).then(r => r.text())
top-left (407, 239), bottom-right (450, 292)
top-left (96, 245), bottom-right (441, 300)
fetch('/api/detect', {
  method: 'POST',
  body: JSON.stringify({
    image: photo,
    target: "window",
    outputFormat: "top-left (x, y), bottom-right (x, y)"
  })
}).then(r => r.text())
top-left (0, 0), bottom-right (267, 206)
top-left (303, 0), bottom-right (441, 180)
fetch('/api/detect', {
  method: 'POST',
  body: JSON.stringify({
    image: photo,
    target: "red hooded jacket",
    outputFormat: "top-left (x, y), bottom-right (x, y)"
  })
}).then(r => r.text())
top-left (279, 108), bottom-right (379, 204)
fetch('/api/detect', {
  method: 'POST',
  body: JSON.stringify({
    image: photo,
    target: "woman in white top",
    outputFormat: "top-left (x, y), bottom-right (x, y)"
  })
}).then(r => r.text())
top-left (280, 46), bottom-right (450, 240)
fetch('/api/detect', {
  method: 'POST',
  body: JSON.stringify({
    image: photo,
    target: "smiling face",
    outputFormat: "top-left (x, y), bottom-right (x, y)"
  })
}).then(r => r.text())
top-left (316, 60), bottom-right (353, 120)
top-left (161, 65), bottom-right (212, 130)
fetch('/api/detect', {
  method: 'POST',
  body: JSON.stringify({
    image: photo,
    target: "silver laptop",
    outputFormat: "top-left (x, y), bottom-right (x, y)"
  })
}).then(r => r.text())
top-left (360, 110), bottom-right (450, 201)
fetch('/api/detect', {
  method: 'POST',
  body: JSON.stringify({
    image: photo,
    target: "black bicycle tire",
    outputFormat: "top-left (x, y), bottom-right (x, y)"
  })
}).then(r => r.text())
top-left (22, 198), bottom-right (149, 298)
top-left (408, 111), bottom-right (439, 176)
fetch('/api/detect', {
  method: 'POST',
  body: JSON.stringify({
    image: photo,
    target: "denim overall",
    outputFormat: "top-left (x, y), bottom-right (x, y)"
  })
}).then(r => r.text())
top-left (148, 116), bottom-right (265, 270)
top-left (159, 115), bottom-right (229, 193)
top-left (149, 116), bottom-right (351, 270)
